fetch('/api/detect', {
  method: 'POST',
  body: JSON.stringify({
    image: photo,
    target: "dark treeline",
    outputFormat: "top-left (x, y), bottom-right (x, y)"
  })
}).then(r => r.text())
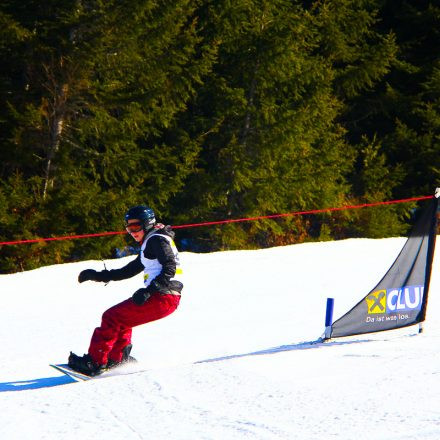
top-left (0, 0), bottom-right (439, 272)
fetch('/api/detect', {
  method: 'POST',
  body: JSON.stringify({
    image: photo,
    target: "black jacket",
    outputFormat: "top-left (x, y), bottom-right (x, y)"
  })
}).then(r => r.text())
top-left (97, 226), bottom-right (181, 291)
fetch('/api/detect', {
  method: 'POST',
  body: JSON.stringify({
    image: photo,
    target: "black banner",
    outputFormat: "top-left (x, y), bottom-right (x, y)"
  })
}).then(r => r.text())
top-left (330, 196), bottom-right (439, 338)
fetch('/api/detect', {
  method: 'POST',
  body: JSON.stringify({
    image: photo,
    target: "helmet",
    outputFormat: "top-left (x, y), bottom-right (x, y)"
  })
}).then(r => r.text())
top-left (125, 205), bottom-right (156, 232)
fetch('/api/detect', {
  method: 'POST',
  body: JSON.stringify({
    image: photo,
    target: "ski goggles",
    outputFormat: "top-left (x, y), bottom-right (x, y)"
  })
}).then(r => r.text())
top-left (125, 221), bottom-right (143, 233)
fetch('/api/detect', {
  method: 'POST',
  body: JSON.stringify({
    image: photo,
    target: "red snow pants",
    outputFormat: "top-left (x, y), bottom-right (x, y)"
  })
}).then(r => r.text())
top-left (88, 292), bottom-right (180, 365)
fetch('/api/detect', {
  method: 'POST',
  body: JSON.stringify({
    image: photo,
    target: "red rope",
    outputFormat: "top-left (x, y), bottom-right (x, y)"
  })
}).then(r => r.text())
top-left (173, 195), bottom-right (433, 229)
top-left (0, 194), bottom-right (433, 246)
top-left (0, 231), bottom-right (125, 246)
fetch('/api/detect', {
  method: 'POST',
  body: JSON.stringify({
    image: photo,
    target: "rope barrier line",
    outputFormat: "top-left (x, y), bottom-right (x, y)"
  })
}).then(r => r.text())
top-left (0, 231), bottom-right (125, 246)
top-left (172, 195), bottom-right (433, 229)
top-left (0, 194), bottom-right (433, 247)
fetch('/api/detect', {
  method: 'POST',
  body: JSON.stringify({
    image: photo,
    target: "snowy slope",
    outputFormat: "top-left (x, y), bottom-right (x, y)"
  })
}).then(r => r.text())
top-left (1, 237), bottom-right (440, 440)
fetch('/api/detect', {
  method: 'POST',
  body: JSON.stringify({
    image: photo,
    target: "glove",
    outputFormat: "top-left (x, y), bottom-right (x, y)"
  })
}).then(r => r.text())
top-left (132, 279), bottom-right (173, 305)
top-left (132, 288), bottom-right (151, 305)
top-left (149, 278), bottom-right (171, 294)
top-left (78, 269), bottom-right (109, 283)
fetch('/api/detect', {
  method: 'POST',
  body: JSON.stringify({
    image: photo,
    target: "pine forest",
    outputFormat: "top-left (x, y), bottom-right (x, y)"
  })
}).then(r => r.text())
top-left (0, 0), bottom-right (439, 272)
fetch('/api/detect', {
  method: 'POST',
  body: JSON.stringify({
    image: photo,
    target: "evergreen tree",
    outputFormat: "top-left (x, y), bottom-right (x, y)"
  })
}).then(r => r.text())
top-left (0, 0), bottom-right (216, 271)
top-left (172, 0), bottom-right (399, 250)
top-left (343, 0), bottom-right (440, 197)
top-left (341, 135), bottom-right (408, 239)
top-left (1, 0), bottom-right (435, 271)
top-left (309, 0), bottom-right (411, 240)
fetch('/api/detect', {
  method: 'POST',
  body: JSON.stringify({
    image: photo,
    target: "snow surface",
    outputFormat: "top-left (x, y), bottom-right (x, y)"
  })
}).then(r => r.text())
top-left (1, 237), bottom-right (440, 439)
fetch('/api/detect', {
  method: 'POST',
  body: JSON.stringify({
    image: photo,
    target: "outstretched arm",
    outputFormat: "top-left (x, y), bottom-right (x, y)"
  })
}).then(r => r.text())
top-left (78, 255), bottom-right (143, 283)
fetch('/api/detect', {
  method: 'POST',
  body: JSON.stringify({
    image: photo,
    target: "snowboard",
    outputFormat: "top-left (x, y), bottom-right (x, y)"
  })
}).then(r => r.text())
top-left (50, 361), bottom-right (143, 382)
top-left (50, 364), bottom-right (96, 381)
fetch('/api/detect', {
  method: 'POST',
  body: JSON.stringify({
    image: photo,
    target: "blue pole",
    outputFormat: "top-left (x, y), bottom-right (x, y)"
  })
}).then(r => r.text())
top-left (324, 297), bottom-right (334, 339)
top-left (325, 298), bottom-right (334, 327)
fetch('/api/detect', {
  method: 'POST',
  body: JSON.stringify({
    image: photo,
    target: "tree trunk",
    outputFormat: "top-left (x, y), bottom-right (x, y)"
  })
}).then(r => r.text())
top-left (42, 80), bottom-right (68, 199)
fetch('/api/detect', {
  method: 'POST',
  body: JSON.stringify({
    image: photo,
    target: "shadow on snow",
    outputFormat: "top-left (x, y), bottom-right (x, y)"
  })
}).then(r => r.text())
top-left (0, 338), bottom-right (373, 391)
top-left (195, 338), bottom-right (372, 364)
top-left (0, 375), bottom-right (75, 392)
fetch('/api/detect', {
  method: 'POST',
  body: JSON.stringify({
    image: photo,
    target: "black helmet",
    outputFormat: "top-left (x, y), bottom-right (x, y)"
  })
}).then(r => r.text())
top-left (125, 205), bottom-right (156, 232)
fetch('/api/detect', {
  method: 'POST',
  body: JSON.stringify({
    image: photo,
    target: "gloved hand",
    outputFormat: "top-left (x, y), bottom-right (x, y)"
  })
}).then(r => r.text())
top-left (132, 288), bottom-right (152, 305)
top-left (132, 279), bottom-right (172, 305)
top-left (149, 278), bottom-right (170, 294)
top-left (78, 269), bottom-right (108, 283)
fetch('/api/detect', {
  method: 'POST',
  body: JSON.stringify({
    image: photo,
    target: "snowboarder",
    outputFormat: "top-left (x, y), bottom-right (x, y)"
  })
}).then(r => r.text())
top-left (68, 205), bottom-right (183, 376)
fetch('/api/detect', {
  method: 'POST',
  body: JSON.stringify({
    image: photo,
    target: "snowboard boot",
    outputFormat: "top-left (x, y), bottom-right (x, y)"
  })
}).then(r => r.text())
top-left (107, 344), bottom-right (137, 370)
top-left (68, 352), bottom-right (106, 377)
